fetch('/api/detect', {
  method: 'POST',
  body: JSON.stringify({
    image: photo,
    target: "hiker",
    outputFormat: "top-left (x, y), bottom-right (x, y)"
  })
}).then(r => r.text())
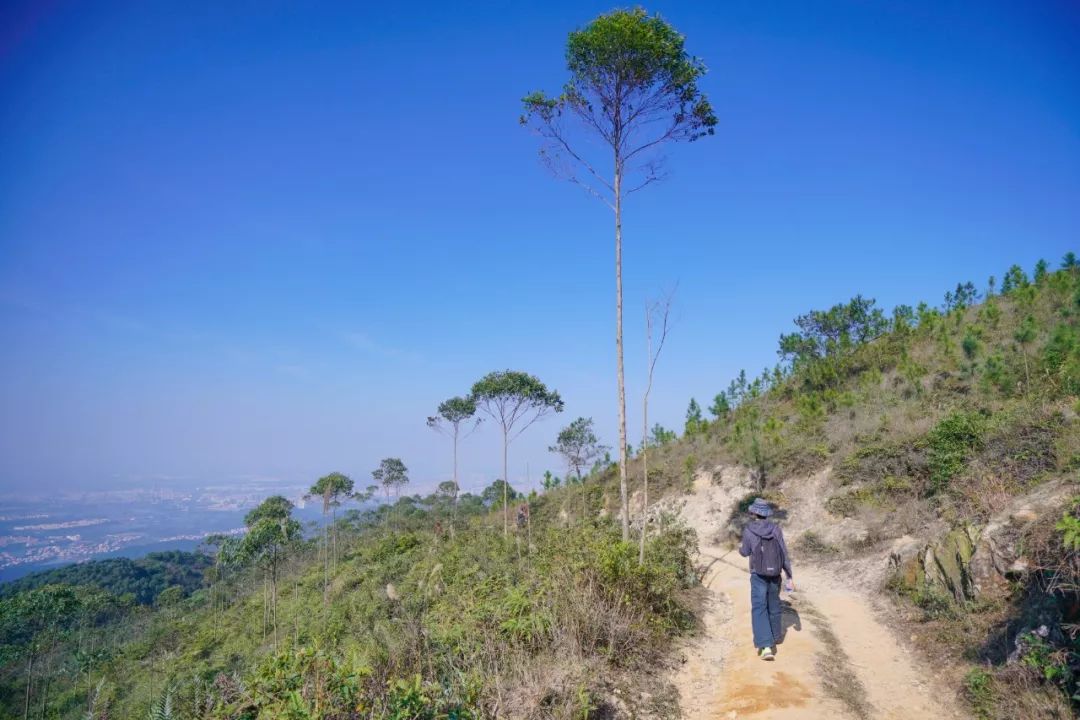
top-left (738, 497), bottom-right (794, 661)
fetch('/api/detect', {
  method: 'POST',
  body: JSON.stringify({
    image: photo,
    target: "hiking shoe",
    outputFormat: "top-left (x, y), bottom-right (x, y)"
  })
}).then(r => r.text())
top-left (758, 647), bottom-right (775, 661)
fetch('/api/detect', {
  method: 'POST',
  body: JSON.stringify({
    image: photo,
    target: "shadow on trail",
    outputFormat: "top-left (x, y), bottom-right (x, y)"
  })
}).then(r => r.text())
top-left (778, 598), bottom-right (802, 643)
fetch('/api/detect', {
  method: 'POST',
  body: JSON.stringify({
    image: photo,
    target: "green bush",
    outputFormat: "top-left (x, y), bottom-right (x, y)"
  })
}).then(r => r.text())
top-left (928, 411), bottom-right (987, 493)
top-left (963, 667), bottom-right (995, 719)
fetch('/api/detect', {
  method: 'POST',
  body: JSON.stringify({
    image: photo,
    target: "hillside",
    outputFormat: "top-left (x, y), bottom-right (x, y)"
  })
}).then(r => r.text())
top-left (1, 255), bottom-right (1078, 720)
top-left (609, 255), bottom-right (1080, 718)
top-left (0, 551), bottom-right (211, 606)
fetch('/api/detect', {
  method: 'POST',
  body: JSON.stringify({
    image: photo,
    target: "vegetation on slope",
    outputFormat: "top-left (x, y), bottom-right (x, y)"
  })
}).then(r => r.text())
top-left (0, 551), bottom-right (211, 606)
top-left (0, 473), bottom-right (697, 719)
top-left (618, 254), bottom-right (1080, 717)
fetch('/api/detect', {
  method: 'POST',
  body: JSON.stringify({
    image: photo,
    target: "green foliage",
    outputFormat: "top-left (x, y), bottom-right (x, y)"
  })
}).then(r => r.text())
top-left (549, 417), bottom-right (607, 481)
top-left (962, 331), bottom-right (980, 361)
top-left (521, 8), bottom-right (716, 146)
top-left (944, 281), bottom-right (978, 312)
top-left (1001, 264), bottom-right (1030, 294)
top-left (684, 398), bottom-right (705, 436)
top-left (372, 457), bottom-right (409, 498)
top-left (708, 393), bottom-right (730, 419)
top-left (964, 667), bottom-right (995, 719)
top-left (1044, 323), bottom-right (1080, 395)
top-left (927, 412), bottom-right (987, 493)
top-left (470, 370), bottom-right (564, 426)
top-left (778, 295), bottom-right (888, 368)
top-left (427, 395), bottom-right (478, 428)
top-left (649, 423), bottom-right (676, 446)
top-left (1020, 633), bottom-right (1071, 684)
top-left (480, 479), bottom-right (520, 509)
top-left (1034, 258), bottom-right (1049, 284)
top-left (0, 551), bottom-right (210, 606)
top-left (307, 471), bottom-right (354, 513)
top-left (1056, 499), bottom-right (1080, 552)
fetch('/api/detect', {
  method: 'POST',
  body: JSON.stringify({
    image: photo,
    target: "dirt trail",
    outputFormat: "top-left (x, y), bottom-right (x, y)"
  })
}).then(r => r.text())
top-left (671, 471), bottom-right (966, 720)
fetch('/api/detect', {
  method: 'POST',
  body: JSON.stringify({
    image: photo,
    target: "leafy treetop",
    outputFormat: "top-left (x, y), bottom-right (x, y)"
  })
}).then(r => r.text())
top-left (521, 7), bottom-right (716, 202)
top-left (307, 472), bottom-right (354, 514)
top-left (470, 370), bottom-right (564, 440)
top-left (427, 396), bottom-right (479, 430)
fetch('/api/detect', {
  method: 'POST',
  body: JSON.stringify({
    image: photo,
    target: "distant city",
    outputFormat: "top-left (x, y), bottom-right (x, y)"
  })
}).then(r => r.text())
top-left (0, 481), bottom-right (336, 582)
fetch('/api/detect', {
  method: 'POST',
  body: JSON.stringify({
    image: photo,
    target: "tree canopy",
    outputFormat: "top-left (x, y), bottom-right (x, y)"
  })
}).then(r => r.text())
top-left (549, 417), bottom-right (607, 481)
top-left (470, 370), bottom-right (564, 438)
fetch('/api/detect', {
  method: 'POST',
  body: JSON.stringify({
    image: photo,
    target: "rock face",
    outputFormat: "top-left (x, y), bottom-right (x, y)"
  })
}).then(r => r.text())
top-left (892, 526), bottom-right (980, 601)
top-left (890, 481), bottom-right (1073, 601)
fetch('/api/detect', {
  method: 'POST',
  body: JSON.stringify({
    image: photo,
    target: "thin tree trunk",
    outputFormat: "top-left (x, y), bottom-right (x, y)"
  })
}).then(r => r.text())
top-left (23, 650), bottom-right (33, 720)
top-left (640, 301), bottom-right (651, 564)
top-left (502, 429), bottom-right (509, 537)
top-left (452, 429), bottom-right (459, 537)
top-left (323, 507), bottom-right (329, 606)
top-left (271, 561), bottom-right (278, 650)
top-left (615, 160), bottom-right (630, 541)
top-left (640, 402), bottom-right (649, 564)
top-left (578, 466), bottom-right (586, 524)
top-left (38, 658), bottom-right (48, 720)
top-left (1022, 350), bottom-right (1031, 393)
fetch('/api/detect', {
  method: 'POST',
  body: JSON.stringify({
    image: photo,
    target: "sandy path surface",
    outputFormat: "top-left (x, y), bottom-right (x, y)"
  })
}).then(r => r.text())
top-left (670, 471), bottom-right (966, 720)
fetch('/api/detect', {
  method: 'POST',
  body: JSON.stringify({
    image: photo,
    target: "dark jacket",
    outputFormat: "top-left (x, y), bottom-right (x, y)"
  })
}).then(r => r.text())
top-left (738, 519), bottom-right (792, 578)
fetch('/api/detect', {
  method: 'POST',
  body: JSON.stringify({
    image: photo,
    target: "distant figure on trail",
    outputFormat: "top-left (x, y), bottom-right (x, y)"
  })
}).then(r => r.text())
top-left (738, 498), bottom-right (794, 661)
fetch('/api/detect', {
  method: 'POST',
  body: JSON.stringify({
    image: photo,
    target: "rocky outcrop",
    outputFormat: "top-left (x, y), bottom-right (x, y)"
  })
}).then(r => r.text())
top-left (890, 480), bottom-right (1073, 601)
top-left (965, 482), bottom-right (1074, 594)
top-left (891, 525), bottom-right (980, 601)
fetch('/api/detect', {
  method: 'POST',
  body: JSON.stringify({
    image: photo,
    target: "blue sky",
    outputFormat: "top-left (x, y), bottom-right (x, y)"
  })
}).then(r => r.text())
top-left (1, 1), bottom-right (1078, 495)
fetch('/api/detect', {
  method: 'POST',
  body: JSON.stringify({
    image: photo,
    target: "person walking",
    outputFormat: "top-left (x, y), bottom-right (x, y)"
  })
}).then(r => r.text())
top-left (738, 498), bottom-right (794, 660)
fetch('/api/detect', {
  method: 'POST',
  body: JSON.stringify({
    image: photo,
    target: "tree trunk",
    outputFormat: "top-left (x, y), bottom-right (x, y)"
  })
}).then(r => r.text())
top-left (452, 429), bottom-right (459, 537)
top-left (38, 658), bottom-right (48, 720)
top-left (640, 399), bottom-right (649, 565)
top-left (502, 427), bottom-right (509, 537)
top-left (271, 560), bottom-right (279, 650)
top-left (323, 509), bottom-right (329, 606)
top-left (1022, 349), bottom-right (1031, 393)
top-left (23, 649), bottom-right (33, 720)
top-left (615, 160), bottom-right (630, 541)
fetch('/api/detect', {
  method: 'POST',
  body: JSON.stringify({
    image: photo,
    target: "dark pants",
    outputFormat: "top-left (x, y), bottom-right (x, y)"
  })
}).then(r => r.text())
top-left (750, 573), bottom-right (783, 649)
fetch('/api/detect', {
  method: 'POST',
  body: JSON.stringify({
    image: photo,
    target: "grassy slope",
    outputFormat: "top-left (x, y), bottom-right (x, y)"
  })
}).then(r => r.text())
top-left (593, 261), bottom-right (1080, 718)
top-left (5, 260), bottom-right (1079, 720)
top-left (1, 488), bottom-right (699, 720)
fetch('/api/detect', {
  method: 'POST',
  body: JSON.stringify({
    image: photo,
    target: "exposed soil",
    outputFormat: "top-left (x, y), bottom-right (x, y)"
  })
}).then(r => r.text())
top-left (670, 470), bottom-right (969, 719)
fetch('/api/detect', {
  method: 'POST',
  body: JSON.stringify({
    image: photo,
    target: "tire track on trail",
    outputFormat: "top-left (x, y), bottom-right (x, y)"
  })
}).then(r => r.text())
top-left (670, 470), bottom-right (966, 720)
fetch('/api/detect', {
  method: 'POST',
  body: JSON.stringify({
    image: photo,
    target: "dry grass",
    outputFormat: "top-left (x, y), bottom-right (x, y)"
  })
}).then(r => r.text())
top-left (798, 600), bottom-right (874, 720)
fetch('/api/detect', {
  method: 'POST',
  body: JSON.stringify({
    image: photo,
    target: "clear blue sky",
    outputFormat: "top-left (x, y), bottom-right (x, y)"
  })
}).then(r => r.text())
top-left (1, 1), bottom-right (1078, 496)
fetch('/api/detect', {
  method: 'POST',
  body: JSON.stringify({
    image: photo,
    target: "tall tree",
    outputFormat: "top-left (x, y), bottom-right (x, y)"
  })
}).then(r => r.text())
top-left (238, 496), bottom-right (301, 649)
top-left (471, 370), bottom-right (564, 535)
top-left (639, 293), bottom-right (673, 563)
top-left (427, 396), bottom-right (481, 529)
top-left (522, 8), bottom-right (716, 541)
top-left (550, 417), bottom-right (608, 523)
top-left (372, 458), bottom-right (409, 526)
top-left (305, 472), bottom-right (354, 603)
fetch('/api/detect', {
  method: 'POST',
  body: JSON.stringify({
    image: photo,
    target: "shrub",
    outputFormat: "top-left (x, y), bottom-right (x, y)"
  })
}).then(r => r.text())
top-left (928, 411), bottom-right (987, 493)
top-left (964, 667), bottom-right (995, 719)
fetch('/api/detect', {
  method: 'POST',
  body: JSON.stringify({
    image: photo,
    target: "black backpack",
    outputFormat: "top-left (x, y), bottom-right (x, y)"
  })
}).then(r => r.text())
top-left (752, 526), bottom-right (783, 577)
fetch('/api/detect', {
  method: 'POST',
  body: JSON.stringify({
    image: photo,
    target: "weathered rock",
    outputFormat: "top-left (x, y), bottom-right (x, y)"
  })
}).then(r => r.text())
top-left (969, 480), bottom-right (1075, 593)
top-left (922, 525), bottom-right (980, 601)
top-left (894, 480), bottom-right (1074, 600)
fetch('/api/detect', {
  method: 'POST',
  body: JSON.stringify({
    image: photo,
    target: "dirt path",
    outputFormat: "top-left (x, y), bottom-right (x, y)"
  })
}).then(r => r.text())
top-left (671, 471), bottom-right (966, 720)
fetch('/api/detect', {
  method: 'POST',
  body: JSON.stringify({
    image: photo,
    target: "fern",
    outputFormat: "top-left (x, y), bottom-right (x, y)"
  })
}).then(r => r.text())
top-left (1055, 499), bottom-right (1080, 552)
top-left (146, 687), bottom-right (175, 720)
